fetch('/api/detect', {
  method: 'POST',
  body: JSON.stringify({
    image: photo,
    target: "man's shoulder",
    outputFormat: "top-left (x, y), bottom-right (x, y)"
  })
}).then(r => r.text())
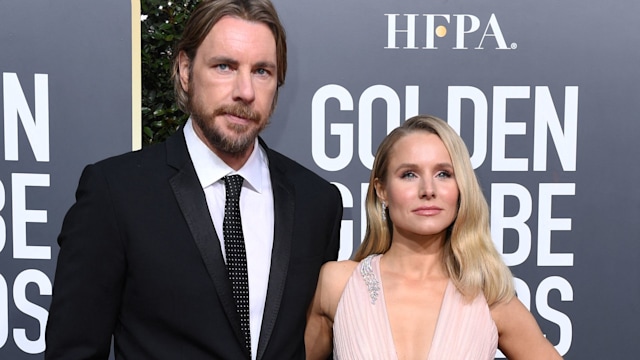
top-left (266, 147), bottom-right (332, 186)
top-left (80, 133), bottom-right (189, 189)
top-left (93, 130), bottom-right (186, 172)
top-left (265, 147), bottom-right (343, 217)
top-left (93, 141), bottom-right (166, 170)
top-left (74, 140), bottom-right (180, 195)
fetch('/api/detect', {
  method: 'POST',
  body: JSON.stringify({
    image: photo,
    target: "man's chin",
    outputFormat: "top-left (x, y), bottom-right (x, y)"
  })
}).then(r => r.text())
top-left (221, 115), bottom-right (255, 129)
top-left (212, 131), bottom-right (257, 154)
top-left (225, 123), bottom-right (253, 134)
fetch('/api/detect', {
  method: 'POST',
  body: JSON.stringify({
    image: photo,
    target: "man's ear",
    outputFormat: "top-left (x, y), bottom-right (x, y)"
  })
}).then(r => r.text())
top-left (178, 51), bottom-right (190, 92)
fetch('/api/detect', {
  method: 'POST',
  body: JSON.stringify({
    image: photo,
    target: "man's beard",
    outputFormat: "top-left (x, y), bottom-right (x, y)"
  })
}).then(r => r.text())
top-left (189, 97), bottom-right (268, 156)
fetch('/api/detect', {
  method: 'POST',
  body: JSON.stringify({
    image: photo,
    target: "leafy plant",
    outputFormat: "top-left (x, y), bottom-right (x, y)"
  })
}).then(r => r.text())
top-left (141, 0), bottom-right (198, 145)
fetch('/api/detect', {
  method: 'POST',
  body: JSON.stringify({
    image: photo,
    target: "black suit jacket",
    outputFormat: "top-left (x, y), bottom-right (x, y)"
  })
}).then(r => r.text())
top-left (45, 130), bottom-right (343, 359)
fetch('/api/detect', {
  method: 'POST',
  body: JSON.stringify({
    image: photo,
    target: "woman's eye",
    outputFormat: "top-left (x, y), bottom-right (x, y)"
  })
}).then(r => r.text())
top-left (436, 171), bottom-right (452, 178)
top-left (401, 171), bottom-right (417, 179)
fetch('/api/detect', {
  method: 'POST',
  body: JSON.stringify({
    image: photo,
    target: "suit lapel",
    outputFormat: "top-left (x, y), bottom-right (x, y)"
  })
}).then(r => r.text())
top-left (257, 143), bottom-right (295, 360)
top-left (165, 131), bottom-right (248, 355)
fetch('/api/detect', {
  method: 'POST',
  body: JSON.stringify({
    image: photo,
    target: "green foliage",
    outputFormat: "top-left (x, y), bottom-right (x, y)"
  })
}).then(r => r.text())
top-left (141, 0), bottom-right (198, 145)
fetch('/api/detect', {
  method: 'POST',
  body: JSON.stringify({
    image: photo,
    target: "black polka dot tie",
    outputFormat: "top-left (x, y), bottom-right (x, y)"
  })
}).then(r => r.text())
top-left (223, 175), bottom-right (251, 354)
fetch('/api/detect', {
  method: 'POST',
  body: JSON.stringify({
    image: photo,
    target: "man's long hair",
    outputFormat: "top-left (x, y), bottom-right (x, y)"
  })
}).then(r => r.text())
top-left (171, 0), bottom-right (287, 113)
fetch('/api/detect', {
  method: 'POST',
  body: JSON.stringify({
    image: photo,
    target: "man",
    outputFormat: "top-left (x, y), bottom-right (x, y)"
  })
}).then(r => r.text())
top-left (45, 1), bottom-right (343, 359)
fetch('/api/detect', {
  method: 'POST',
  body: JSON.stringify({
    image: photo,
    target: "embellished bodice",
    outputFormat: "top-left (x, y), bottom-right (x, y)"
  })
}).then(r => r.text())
top-left (332, 254), bottom-right (499, 360)
top-left (359, 254), bottom-right (380, 305)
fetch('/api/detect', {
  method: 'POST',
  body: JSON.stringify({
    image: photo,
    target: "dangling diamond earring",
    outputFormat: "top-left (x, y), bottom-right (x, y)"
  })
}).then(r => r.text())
top-left (381, 201), bottom-right (387, 221)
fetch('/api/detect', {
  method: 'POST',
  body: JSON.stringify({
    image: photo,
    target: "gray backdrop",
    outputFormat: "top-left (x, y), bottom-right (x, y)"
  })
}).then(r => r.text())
top-left (1, 0), bottom-right (638, 359)
top-left (0, 1), bottom-right (134, 358)
top-left (264, 0), bottom-right (639, 358)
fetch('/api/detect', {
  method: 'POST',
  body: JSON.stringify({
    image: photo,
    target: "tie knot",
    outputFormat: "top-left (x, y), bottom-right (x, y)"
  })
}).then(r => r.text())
top-left (224, 175), bottom-right (244, 200)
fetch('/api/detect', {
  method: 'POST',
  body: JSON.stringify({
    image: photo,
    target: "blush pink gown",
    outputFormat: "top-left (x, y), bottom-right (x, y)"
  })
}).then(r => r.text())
top-left (333, 254), bottom-right (498, 359)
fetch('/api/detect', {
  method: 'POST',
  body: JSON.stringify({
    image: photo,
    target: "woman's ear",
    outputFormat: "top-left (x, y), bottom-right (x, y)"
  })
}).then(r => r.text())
top-left (374, 178), bottom-right (386, 203)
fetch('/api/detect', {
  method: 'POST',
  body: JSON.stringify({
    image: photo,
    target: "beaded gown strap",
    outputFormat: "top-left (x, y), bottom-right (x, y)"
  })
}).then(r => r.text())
top-left (359, 255), bottom-right (381, 305)
top-left (333, 254), bottom-right (398, 359)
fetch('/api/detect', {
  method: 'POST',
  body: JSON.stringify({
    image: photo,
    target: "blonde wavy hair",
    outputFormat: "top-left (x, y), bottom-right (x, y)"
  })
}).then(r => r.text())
top-left (354, 115), bottom-right (514, 305)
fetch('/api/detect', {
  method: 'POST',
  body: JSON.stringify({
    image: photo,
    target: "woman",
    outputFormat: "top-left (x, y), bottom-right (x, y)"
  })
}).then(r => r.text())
top-left (305, 115), bottom-right (562, 359)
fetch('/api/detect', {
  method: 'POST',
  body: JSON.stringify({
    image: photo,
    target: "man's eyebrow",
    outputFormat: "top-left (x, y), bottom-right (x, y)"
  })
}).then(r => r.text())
top-left (206, 56), bottom-right (238, 65)
top-left (205, 56), bottom-right (276, 70)
top-left (254, 60), bottom-right (276, 69)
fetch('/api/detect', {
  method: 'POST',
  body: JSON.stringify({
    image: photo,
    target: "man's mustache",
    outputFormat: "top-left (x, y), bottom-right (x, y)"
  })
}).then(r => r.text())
top-left (212, 104), bottom-right (261, 123)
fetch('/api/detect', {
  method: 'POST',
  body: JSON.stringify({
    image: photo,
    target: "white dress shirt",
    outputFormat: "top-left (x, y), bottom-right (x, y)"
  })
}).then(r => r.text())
top-left (184, 118), bottom-right (274, 359)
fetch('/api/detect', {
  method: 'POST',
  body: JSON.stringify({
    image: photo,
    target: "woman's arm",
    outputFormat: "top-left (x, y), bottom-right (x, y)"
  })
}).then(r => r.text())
top-left (305, 260), bottom-right (358, 360)
top-left (492, 296), bottom-right (563, 360)
top-left (305, 270), bottom-right (333, 360)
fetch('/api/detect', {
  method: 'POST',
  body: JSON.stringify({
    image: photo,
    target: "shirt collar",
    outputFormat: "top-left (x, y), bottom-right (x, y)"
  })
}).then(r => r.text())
top-left (183, 117), bottom-right (268, 193)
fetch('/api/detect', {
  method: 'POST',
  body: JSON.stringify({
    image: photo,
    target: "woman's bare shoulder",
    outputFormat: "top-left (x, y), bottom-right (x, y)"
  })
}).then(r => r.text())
top-left (319, 260), bottom-right (359, 291)
top-left (317, 260), bottom-right (360, 318)
top-left (321, 259), bottom-right (359, 278)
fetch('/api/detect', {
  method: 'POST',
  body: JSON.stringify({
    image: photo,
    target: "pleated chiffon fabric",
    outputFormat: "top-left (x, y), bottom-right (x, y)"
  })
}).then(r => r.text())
top-left (333, 254), bottom-right (498, 360)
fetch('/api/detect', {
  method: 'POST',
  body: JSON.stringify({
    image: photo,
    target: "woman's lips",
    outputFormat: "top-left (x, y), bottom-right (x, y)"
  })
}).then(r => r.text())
top-left (413, 206), bottom-right (442, 216)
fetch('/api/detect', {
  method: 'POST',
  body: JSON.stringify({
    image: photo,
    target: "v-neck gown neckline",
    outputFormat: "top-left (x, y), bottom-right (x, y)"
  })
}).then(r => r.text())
top-left (333, 254), bottom-right (498, 360)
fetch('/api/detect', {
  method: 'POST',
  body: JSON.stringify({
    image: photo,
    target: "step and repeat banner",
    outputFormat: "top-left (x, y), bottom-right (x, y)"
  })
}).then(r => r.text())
top-left (0, 1), bottom-right (139, 359)
top-left (264, 1), bottom-right (639, 359)
top-left (1, 0), bottom-right (638, 359)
